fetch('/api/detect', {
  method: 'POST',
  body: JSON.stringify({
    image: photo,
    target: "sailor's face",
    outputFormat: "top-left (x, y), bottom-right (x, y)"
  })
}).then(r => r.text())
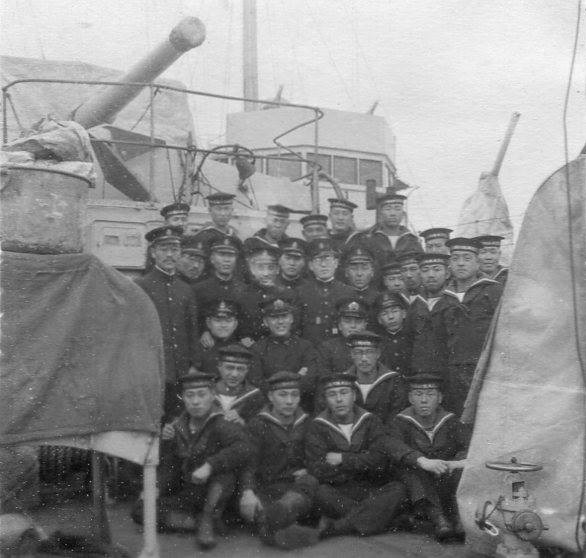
top-left (266, 214), bottom-right (289, 239)
top-left (218, 361), bottom-right (248, 389)
top-left (426, 238), bottom-right (449, 254)
top-left (350, 346), bottom-right (380, 374)
top-left (206, 315), bottom-right (238, 340)
top-left (166, 213), bottom-right (188, 227)
top-left (450, 251), bottom-right (479, 280)
top-left (478, 247), bottom-right (500, 273)
top-left (379, 203), bottom-right (403, 227)
top-left (308, 254), bottom-right (338, 281)
top-left (401, 263), bottom-right (421, 290)
top-left (345, 262), bottom-right (374, 289)
top-left (182, 387), bottom-right (214, 418)
top-left (329, 207), bottom-right (353, 233)
top-left (210, 250), bottom-right (237, 275)
top-left (324, 386), bottom-right (355, 419)
top-left (177, 252), bottom-right (205, 280)
top-left (378, 306), bottom-right (406, 332)
top-left (264, 312), bottom-right (294, 337)
top-left (383, 272), bottom-right (406, 293)
top-left (409, 388), bottom-right (442, 417)
top-left (247, 253), bottom-right (279, 286)
top-left (338, 316), bottom-right (367, 338)
top-left (303, 224), bottom-right (328, 241)
top-left (268, 388), bottom-right (300, 418)
top-left (420, 264), bottom-right (447, 293)
top-left (279, 253), bottom-right (305, 279)
top-left (210, 204), bottom-right (233, 227)
top-left (152, 241), bottom-right (180, 272)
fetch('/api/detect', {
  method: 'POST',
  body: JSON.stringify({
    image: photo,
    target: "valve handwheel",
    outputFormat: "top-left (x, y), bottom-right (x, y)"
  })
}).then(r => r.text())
top-left (485, 457), bottom-right (543, 473)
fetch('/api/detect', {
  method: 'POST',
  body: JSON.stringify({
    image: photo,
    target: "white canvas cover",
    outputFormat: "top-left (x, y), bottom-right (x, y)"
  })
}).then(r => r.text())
top-left (458, 156), bottom-right (586, 553)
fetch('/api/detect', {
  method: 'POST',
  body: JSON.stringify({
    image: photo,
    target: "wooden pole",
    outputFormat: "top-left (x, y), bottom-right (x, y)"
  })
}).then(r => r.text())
top-left (491, 112), bottom-right (521, 176)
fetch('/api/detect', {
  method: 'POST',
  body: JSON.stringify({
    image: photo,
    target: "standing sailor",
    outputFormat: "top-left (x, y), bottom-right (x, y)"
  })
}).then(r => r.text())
top-left (252, 205), bottom-right (292, 247)
top-left (328, 198), bottom-right (359, 251)
top-left (276, 238), bottom-right (308, 290)
top-left (135, 226), bottom-right (199, 420)
top-left (193, 193), bottom-right (243, 255)
top-left (160, 202), bottom-right (191, 227)
top-left (419, 228), bottom-right (452, 255)
top-left (475, 235), bottom-right (508, 285)
top-left (300, 214), bottom-right (329, 242)
top-left (444, 238), bottom-right (502, 415)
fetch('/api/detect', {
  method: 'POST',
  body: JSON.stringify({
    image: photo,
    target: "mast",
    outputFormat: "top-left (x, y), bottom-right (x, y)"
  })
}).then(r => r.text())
top-left (242, 0), bottom-right (259, 111)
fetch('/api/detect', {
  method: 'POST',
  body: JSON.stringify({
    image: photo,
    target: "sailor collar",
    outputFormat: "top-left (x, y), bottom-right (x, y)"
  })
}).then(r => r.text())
top-left (258, 408), bottom-right (308, 430)
top-left (313, 406), bottom-right (372, 441)
top-left (199, 223), bottom-right (238, 236)
top-left (369, 225), bottom-right (414, 240)
top-left (352, 366), bottom-right (399, 395)
top-left (444, 276), bottom-right (499, 298)
top-left (154, 265), bottom-right (175, 278)
top-left (396, 407), bottom-right (455, 442)
top-left (214, 382), bottom-right (260, 409)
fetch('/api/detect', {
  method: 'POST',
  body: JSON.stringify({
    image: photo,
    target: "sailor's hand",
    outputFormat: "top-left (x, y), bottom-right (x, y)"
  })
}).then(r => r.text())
top-left (161, 423), bottom-right (175, 441)
top-left (326, 452), bottom-right (342, 466)
top-left (239, 489), bottom-right (262, 523)
top-left (293, 468), bottom-right (308, 479)
top-left (191, 462), bottom-right (212, 484)
top-left (224, 410), bottom-right (244, 424)
top-left (240, 337), bottom-right (255, 348)
top-left (200, 331), bottom-right (215, 349)
top-left (416, 457), bottom-right (448, 476)
top-left (446, 459), bottom-right (467, 472)
top-left (298, 367), bottom-right (308, 377)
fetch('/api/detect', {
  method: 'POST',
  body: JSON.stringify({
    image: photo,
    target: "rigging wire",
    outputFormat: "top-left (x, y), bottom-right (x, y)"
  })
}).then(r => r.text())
top-left (562, 0), bottom-right (586, 552)
top-left (218, 0), bottom-right (234, 142)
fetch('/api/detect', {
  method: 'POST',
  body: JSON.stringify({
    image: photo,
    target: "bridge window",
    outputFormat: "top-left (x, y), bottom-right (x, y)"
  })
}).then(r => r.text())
top-left (359, 159), bottom-right (383, 188)
top-left (333, 156), bottom-right (357, 184)
top-left (306, 152), bottom-right (332, 175)
top-left (267, 153), bottom-right (303, 180)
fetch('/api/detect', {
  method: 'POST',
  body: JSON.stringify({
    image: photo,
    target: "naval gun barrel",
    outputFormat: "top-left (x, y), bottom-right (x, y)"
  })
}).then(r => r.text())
top-left (72, 17), bottom-right (206, 129)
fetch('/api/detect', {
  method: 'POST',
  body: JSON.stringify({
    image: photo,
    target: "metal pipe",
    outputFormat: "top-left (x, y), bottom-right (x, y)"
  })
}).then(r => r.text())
top-left (72, 17), bottom-right (206, 129)
top-left (491, 112), bottom-right (521, 176)
top-left (312, 113), bottom-right (320, 213)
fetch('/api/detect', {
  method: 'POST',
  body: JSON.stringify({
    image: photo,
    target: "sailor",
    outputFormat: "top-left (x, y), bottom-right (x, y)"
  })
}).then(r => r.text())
top-left (276, 237), bottom-right (308, 290)
top-left (345, 331), bottom-right (407, 423)
top-left (239, 372), bottom-right (318, 549)
top-left (375, 292), bottom-right (412, 378)
top-left (398, 251), bottom-right (424, 303)
top-left (317, 298), bottom-right (368, 378)
top-left (193, 237), bottom-right (247, 322)
top-left (362, 193), bottom-right (422, 267)
top-left (380, 260), bottom-right (409, 304)
top-left (193, 192), bottom-right (243, 255)
top-left (300, 214), bottom-right (329, 242)
top-left (252, 204), bottom-right (292, 247)
top-left (406, 253), bottom-right (459, 377)
top-left (214, 345), bottom-right (265, 424)
top-left (444, 238), bottom-right (502, 415)
top-left (387, 374), bottom-right (469, 541)
top-left (304, 373), bottom-right (407, 539)
top-left (249, 297), bottom-right (320, 413)
top-left (341, 243), bottom-right (380, 326)
top-left (475, 235), bottom-right (508, 285)
top-left (419, 228), bottom-right (452, 255)
top-left (239, 238), bottom-right (286, 341)
top-left (150, 371), bottom-right (253, 549)
top-left (160, 201), bottom-right (191, 227)
top-left (193, 299), bottom-right (242, 377)
top-left (135, 226), bottom-right (199, 420)
top-left (176, 236), bottom-right (206, 286)
top-left (295, 238), bottom-right (354, 346)
top-left (328, 197), bottom-right (359, 251)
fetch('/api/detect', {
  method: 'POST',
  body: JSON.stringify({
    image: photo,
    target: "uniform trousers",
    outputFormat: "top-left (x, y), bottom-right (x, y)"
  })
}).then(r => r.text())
top-left (316, 480), bottom-right (407, 535)
top-left (399, 469), bottom-right (461, 516)
top-left (446, 363), bottom-right (477, 416)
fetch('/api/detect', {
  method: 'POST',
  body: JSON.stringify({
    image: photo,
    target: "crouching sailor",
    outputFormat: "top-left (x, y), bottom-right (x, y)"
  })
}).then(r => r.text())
top-left (305, 373), bottom-right (407, 540)
top-left (133, 372), bottom-right (252, 550)
top-left (239, 372), bottom-right (318, 549)
top-left (387, 374), bottom-right (469, 542)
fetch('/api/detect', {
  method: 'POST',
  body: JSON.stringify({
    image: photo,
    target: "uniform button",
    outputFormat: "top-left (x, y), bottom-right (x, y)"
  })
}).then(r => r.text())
top-left (168, 297), bottom-right (172, 301)
top-left (394, 352), bottom-right (398, 356)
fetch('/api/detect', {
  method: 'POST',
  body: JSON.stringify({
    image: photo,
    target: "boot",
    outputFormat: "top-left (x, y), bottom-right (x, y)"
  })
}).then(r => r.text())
top-left (196, 514), bottom-right (216, 550)
top-left (273, 524), bottom-right (320, 550)
top-left (429, 507), bottom-right (453, 542)
top-left (319, 517), bottom-right (354, 539)
top-left (195, 482), bottom-right (227, 550)
top-left (451, 513), bottom-right (466, 541)
top-left (262, 491), bottom-right (310, 534)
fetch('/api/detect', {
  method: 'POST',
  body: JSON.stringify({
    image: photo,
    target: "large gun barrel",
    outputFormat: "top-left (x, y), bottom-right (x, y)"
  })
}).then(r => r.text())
top-left (72, 17), bottom-right (205, 129)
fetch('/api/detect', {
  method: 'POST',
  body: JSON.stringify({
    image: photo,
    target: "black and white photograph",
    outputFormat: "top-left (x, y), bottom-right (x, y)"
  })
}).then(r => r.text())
top-left (0, 1), bottom-right (584, 556)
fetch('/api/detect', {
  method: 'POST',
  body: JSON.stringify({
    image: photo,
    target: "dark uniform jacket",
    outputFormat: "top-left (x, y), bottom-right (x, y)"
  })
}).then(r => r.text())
top-left (350, 284), bottom-right (380, 328)
top-left (241, 408), bottom-right (310, 490)
top-left (485, 266), bottom-right (508, 286)
top-left (252, 228), bottom-right (288, 247)
top-left (159, 409), bottom-right (252, 494)
top-left (318, 335), bottom-right (353, 377)
top-left (192, 275), bottom-right (247, 316)
top-left (329, 229), bottom-right (362, 253)
top-left (359, 225), bottom-right (422, 268)
top-left (406, 292), bottom-right (460, 377)
top-left (305, 406), bottom-right (389, 486)
top-left (192, 223), bottom-right (243, 254)
top-left (296, 277), bottom-right (354, 345)
top-left (135, 267), bottom-right (199, 383)
top-left (378, 327), bottom-right (413, 377)
top-left (214, 380), bottom-right (265, 423)
top-left (443, 278), bottom-right (502, 366)
top-left (387, 406), bottom-right (469, 467)
top-left (348, 363), bottom-right (408, 423)
top-left (249, 335), bottom-right (320, 407)
top-left (276, 274), bottom-right (308, 291)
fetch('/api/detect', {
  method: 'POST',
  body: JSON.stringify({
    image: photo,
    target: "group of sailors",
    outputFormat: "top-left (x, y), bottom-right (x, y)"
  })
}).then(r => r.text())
top-left (132, 191), bottom-right (507, 550)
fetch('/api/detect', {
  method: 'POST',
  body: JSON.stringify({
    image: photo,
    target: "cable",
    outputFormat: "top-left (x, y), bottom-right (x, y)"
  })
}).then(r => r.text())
top-left (561, 1), bottom-right (586, 552)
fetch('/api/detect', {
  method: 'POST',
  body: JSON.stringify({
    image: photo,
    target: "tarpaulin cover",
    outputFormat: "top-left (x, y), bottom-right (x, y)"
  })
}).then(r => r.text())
top-left (458, 156), bottom-right (586, 553)
top-left (0, 252), bottom-right (164, 445)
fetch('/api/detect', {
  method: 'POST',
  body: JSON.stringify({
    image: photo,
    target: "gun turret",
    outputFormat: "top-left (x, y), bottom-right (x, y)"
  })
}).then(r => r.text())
top-left (72, 17), bottom-right (205, 129)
